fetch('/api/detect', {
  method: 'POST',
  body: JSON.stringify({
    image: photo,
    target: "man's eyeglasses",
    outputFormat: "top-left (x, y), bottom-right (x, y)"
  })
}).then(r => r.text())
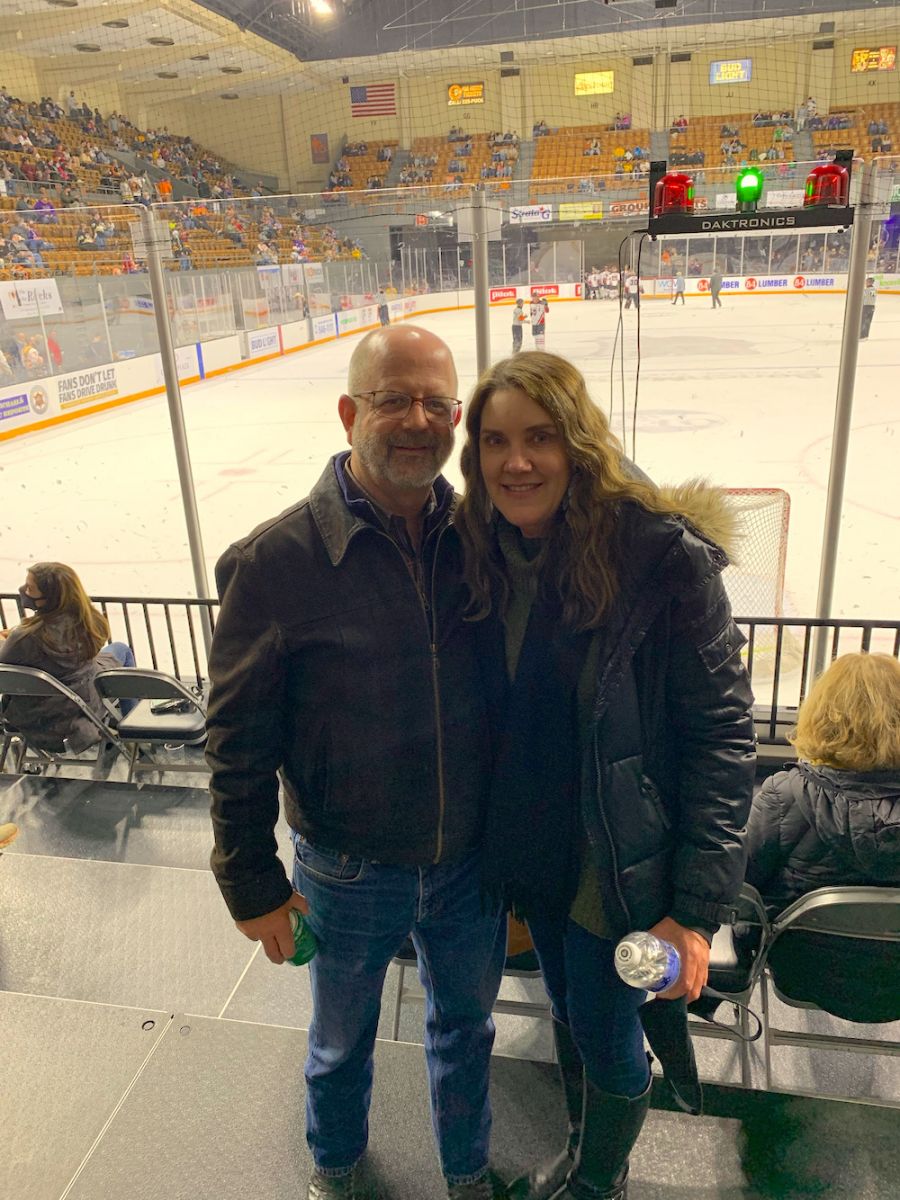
top-left (354, 391), bottom-right (461, 426)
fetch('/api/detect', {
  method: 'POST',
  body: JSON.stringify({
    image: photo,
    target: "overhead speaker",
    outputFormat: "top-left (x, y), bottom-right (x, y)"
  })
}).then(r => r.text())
top-left (670, 52), bottom-right (691, 63)
top-left (341, 74), bottom-right (349, 83)
top-left (633, 55), bottom-right (653, 66)
top-left (818, 21), bottom-right (835, 34)
top-left (812, 39), bottom-right (834, 51)
top-left (500, 51), bottom-right (514, 63)
top-left (500, 68), bottom-right (520, 78)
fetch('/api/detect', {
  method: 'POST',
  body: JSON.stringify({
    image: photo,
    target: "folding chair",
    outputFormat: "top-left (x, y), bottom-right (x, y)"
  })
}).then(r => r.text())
top-left (686, 883), bottom-right (770, 1088)
top-left (756, 885), bottom-right (900, 1093)
top-left (94, 667), bottom-right (207, 783)
top-left (0, 663), bottom-right (126, 775)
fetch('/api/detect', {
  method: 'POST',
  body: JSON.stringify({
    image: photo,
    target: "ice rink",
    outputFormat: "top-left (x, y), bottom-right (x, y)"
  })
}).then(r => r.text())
top-left (1, 290), bottom-right (897, 619)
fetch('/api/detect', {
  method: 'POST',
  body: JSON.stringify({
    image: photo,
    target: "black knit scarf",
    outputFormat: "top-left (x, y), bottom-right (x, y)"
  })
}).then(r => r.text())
top-left (477, 592), bottom-right (592, 919)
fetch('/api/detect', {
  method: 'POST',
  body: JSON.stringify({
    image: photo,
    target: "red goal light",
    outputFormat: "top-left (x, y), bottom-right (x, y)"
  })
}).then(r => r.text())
top-left (804, 161), bottom-right (850, 208)
top-left (653, 171), bottom-right (695, 217)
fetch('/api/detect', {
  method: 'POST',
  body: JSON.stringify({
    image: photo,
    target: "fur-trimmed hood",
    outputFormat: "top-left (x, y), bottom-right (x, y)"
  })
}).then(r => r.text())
top-left (657, 479), bottom-right (742, 564)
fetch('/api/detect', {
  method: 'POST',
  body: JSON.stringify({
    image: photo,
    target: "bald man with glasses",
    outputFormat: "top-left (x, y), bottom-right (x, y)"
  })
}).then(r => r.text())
top-left (207, 326), bottom-right (507, 1200)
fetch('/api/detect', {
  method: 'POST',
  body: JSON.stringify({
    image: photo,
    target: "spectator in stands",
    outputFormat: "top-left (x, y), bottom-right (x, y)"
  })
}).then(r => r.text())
top-left (0, 562), bottom-right (137, 752)
top-left (0, 345), bottom-right (13, 381)
top-left (76, 225), bottom-right (98, 251)
top-left (46, 330), bottom-right (63, 372)
top-left (455, 351), bottom-right (754, 1200)
top-left (206, 325), bottom-right (506, 1200)
top-left (533, 120), bottom-right (549, 137)
top-left (33, 187), bottom-right (58, 223)
top-left (220, 212), bottom-right (244, 246)
top-left (255, 240), bottom-right (278, 266)
top-left (745, 653), bottom-right (900, 917)
top-left (9, 234), bottom-right (44, 270)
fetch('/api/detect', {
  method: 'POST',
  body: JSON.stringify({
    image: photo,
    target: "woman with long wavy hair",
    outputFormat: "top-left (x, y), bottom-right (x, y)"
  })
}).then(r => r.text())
top-left (0, 562), bottom-right (135, 751)
top-left (455, 352), bottom-right (756, 1200)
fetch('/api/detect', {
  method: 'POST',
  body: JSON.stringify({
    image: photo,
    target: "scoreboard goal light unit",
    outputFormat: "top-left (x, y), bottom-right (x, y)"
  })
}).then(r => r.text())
top-left (648, 150), bottom-right (854, 236)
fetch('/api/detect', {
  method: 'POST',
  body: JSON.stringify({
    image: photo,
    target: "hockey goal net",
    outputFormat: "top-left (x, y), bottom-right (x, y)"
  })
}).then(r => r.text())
top-left (721, 488), bottom-right (791, 619)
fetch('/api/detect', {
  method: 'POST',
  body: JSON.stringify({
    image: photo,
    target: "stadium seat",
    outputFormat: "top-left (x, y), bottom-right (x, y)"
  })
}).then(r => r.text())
top-left (94, 667), bottom-right (207, 783)
top-left (0, 663), bottom-right (126, 775)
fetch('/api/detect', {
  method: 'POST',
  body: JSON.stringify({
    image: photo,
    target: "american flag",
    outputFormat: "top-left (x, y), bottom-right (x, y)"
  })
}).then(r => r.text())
top-left (350, 83), bottom-right (396, 118)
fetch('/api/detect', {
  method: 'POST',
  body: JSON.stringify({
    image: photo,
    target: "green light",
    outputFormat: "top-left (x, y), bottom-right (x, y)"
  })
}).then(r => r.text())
top-left (735, 167), bottom-right (764, 205)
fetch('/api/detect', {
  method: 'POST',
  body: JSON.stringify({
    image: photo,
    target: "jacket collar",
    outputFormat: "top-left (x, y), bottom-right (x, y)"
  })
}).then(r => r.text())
top-left (309, 451), bottom-right (455, 567)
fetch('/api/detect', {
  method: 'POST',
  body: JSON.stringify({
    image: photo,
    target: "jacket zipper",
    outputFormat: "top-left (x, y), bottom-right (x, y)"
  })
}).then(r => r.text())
top-left (582, 567), bottom-right (681, 933)
top-left (372, 523), bottom-right (448, 866)
top-left (590, 734), bottom-right (632, 930)
top-left (427, 527), bottom-right (446, 864)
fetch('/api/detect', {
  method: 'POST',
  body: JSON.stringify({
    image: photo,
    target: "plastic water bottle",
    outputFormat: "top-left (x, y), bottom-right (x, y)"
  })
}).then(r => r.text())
top-left (287, 909), bottom-right (318, 966)
top-left (614, 931), bottom-right (680, 992)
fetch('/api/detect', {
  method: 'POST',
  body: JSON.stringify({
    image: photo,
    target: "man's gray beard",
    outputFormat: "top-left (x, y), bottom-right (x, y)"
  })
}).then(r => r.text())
top-left (353, 427), bottom-right (452, 490)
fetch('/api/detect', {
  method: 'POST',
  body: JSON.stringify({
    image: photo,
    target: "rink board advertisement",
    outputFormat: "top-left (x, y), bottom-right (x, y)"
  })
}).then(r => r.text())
top-left (2, 279), bottom-right (896, 440)
top-left (648, 273), bottom-right (852, 297)
top-left (0, 278), bottom-right (63, 320)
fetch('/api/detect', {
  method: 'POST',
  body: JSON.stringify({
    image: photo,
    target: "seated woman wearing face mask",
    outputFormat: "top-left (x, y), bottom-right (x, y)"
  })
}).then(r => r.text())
top-left (0, 562), bottom-right (136, 751)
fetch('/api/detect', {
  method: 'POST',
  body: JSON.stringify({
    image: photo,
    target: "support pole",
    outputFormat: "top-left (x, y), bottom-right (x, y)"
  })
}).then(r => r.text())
top-left (811, 163), bottom-right (876, 679)
top-left (471, 188), bottom-right (491, 375)
top-left (142, 209), bottom-right (212, 656)
top-left (96, 280), bottom-right (115, 364)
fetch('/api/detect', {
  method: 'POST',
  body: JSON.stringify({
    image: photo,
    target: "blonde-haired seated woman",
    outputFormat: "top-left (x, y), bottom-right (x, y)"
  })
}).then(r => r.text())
top-left (746, 652), bottom-right (900, 914)
top-left (0, 562), bottom-right (136, 753)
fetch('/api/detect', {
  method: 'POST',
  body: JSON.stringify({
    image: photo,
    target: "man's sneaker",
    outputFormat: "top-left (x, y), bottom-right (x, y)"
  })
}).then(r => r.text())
top-left (447, 1169), bottom-right (507, 1199)
top-left (308, 1167), bottom-right (358, 1198)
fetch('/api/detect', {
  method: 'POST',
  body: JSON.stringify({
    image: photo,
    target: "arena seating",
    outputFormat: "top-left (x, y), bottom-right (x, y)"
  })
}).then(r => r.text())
top-left (401, 132), bottom-right (500, 187)
top-left (531, 124), bottom-right (652, 181)
top-left (669, 113), bottom-right (797, 170)
top-left (325, 140), bottom-right (398, 193)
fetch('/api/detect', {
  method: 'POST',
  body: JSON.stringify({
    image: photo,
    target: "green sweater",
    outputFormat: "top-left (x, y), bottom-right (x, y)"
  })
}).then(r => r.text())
top-left (497, 522), bottom-right (610, 937)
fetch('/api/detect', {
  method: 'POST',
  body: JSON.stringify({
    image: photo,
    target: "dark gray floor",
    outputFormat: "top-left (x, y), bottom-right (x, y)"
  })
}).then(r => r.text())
top-left (2, 771), bottom-right (898, 1200)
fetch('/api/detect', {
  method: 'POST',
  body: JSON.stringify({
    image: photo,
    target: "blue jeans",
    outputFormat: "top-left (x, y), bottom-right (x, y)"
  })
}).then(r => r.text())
top-left (526, 913), bottom-right (651, 1099)
top-left (291, 837), bottom-right (506, 1183)
top-left (102, 642), bottom-right (137, 714)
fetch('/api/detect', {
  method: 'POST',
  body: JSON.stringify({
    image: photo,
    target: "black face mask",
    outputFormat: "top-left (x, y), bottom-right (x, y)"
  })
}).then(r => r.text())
top-left (19, 585), bottom-right (42, 611)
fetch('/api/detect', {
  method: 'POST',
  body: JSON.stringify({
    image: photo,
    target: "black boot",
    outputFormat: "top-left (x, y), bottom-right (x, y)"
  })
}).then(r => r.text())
top-left (550, 1074), bottom-right (652, 1200)
top-left (308, 1167), bottom-right (358, 1198)
top-left (507, 1019), bottom-right (584, 1200)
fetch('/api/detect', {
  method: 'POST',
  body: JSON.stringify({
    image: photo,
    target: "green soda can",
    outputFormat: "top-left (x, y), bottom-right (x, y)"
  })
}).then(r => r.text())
top-left (288, 909), bottom-right (318, 966)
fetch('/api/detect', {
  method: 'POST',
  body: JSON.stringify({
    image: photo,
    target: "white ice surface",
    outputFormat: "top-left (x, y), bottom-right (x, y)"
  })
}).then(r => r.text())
top-left (0, 293), bottom-right (896, 620)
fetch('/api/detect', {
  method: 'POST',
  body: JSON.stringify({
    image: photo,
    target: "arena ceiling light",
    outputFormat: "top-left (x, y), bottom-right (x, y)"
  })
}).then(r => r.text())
top-left (74, 43), bottom-right (102, 52)
top-left (148, 36), bottom-right (176, 46)
top-left (310, 0), bottom-right (335, 15)
top-left (102, 19), bottom-right (129, 28)
top-left (46, 0), bottom-right (79, 8)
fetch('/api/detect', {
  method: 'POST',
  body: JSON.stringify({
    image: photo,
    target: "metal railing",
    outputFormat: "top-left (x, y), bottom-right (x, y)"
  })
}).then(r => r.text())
top-left (2, 595), bottom-right (898, 743)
